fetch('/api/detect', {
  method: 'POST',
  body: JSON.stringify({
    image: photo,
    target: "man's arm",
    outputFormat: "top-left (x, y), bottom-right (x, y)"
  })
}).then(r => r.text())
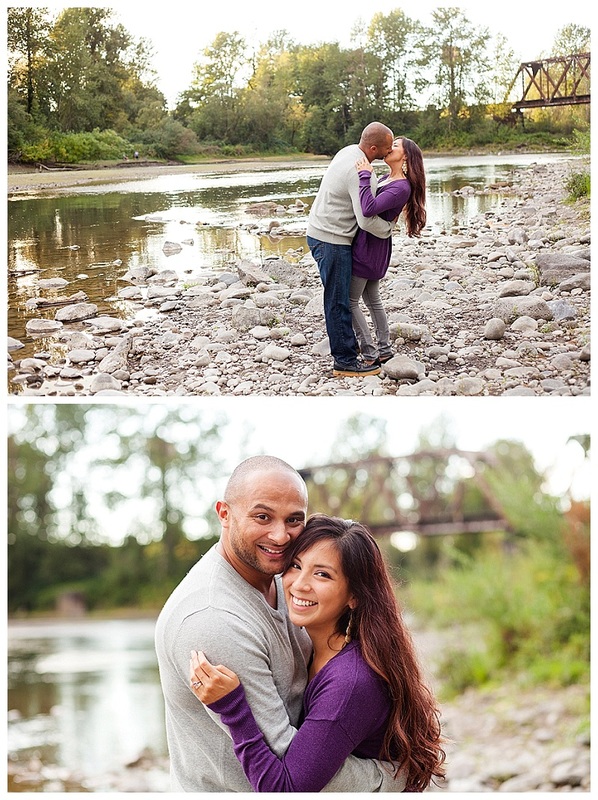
top-left (322, 754), bottom-right (406, 792)
top-left (176, 609), bottom-right (299, 755)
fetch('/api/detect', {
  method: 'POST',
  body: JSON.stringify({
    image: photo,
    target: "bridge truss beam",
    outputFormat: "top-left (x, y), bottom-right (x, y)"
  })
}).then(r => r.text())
top-left (299, 451), bottom-right (512, 539)
top-left (509, 52), bottom-right (590, 111)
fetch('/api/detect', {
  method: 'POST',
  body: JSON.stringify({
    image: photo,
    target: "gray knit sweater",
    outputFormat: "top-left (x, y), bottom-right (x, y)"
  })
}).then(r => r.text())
top-left (307, 144), bottom-right (394, 245)
top-left (155, 545), bottom-right (397, 791)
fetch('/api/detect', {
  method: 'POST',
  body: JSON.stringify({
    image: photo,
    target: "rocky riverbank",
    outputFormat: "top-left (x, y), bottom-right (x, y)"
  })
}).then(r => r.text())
top-left (8, 158), bottom-right (590, 397)
top-left (8, 674), bottom-right (589, 793)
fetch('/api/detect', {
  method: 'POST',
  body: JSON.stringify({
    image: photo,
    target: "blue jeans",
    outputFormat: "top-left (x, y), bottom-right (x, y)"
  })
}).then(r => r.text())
top-left (307, 236), bottom-right (357, 365)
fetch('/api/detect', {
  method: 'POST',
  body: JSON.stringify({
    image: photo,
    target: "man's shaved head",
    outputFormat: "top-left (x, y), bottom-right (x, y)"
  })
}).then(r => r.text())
top-left (360, 122), bottom-right (393, 150)
top-left (224, 456), bottom-right (306, 505)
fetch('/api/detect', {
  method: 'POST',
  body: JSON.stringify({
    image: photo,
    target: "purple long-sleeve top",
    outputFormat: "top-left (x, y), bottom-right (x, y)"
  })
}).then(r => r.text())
top-left (352, 170), bottom-right (411, 281)
top-left (207, 640), bottom-right (392, 792)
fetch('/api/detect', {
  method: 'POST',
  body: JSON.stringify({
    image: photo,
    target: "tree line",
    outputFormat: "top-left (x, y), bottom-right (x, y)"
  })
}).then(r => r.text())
top-left (7, 7), bottom-right (590, 163)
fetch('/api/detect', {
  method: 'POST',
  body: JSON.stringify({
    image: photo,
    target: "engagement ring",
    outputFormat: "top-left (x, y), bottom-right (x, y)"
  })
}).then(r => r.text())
top-left (192, 680), bottom-right (202, 687)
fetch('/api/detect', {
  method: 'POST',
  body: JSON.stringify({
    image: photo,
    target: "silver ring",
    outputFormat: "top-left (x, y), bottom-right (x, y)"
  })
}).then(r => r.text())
top-left (192, 680), bottom-right (202, 688)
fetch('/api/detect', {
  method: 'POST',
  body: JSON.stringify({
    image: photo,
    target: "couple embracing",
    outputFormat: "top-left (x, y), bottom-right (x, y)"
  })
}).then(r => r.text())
top-left (155, 455), bottom-right (445, 792)
top-left (307, 122), bottom-right (426, 377)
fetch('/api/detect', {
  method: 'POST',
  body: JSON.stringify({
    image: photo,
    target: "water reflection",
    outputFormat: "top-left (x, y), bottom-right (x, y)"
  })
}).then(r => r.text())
top-left (7, 619), bottom-right (167, 783)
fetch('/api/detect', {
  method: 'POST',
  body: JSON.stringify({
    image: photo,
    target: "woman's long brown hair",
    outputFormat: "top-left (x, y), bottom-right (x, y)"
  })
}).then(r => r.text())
top-left (400, 137), bottom-right (427, 238)
top-left (285, 514), bottom-right (446, 791)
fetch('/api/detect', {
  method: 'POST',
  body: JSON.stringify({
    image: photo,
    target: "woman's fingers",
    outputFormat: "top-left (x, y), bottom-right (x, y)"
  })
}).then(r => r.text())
top-left (218, 665), bottom-right (239, 680)
top-left (190, 649), bottom-right (217, 679)
top-left (189, 650), bottom-right (241, 703)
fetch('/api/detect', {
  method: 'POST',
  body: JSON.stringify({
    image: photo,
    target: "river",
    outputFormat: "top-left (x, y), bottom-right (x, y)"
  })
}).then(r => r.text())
top-left (7, 617), bottom-right (168, 792)
top-left (8, 152), bottom-right (570, 365)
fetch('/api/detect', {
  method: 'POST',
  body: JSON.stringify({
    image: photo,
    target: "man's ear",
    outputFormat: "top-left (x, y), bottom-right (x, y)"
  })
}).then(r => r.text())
top-left (215, 500), bottom-right (229, 525)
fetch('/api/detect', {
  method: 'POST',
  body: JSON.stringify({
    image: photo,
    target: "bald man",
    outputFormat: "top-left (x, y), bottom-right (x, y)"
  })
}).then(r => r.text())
top-left (155, 456), bottom-right (399, 791)
top-left (307, 122), bottom-right (395, 377)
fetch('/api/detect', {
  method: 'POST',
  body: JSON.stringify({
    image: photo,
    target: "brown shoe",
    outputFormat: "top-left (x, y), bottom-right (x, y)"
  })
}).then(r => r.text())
top-left (333, 360), bottom-right (381, 377)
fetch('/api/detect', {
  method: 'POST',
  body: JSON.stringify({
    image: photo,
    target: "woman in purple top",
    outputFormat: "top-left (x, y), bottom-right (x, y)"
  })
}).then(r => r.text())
top-left (351, 137), bottom-right (427, 366)
top-left (189, 514), bottom-right (445, 793)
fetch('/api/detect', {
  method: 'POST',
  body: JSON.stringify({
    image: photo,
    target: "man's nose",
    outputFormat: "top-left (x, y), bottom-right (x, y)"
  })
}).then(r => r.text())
top-left (269, 520), bottom-right (291, 544)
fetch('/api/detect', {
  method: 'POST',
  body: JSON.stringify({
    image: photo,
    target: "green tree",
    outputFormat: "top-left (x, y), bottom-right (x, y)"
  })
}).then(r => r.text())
top-left (46, 8), bottom-right (131, 131)
top-left (416, 7), bottom-right (491, 127)
top-left (7, 6), bottom-right (51, 115)
top-left (551, 24), bottom-right (591, 56)
top-left (366, 9), bottom-right (417, 113)
top-left (296, 42), bottom-right (381, 154)
top-left (488, 33), bottom-right (519, 105)
top-left (7, 405), bottom-right (229, 611)
top-left (182, 31), bottom-right (248, 142)
top-left (239, 31), bottom-right (299, 148)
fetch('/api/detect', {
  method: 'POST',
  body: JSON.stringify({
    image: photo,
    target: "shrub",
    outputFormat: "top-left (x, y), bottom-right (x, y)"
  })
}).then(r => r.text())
top-left (405, 539), bottom-right (590, 694)
top-left (20, 129), bottom-right (130, 164)
top-left (566, 171), bottom-right (590, 200)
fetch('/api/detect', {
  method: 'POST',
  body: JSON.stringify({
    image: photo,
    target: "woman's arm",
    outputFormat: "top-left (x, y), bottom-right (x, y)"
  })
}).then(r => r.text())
top-left (358, 170), bottom-right (410, 219)
top-left (190, 651), bottom-right (389, 793)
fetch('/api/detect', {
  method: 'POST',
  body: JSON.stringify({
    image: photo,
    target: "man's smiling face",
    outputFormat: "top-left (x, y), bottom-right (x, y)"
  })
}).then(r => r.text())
top-left (218, 469), bottom-right (308, 579)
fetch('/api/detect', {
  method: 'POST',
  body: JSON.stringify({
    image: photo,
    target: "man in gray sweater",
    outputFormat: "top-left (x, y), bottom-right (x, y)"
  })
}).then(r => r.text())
top-left (155, 455), bottom-right (399, 791)
top-left (307, 122), bottom-right (395, 377)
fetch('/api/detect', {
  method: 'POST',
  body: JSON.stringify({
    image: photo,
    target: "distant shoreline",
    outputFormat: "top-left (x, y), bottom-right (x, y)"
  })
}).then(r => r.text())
top-left (8, 609), bottom-right (160, 624)
top-left (7, 146), bottom-right (571, 195)
top-left (7, 155), bottom-right (330, 194)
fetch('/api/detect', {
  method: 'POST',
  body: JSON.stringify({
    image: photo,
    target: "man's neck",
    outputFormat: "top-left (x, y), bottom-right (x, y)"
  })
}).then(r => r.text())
top-left (216, 541), bottom-right (278, 608)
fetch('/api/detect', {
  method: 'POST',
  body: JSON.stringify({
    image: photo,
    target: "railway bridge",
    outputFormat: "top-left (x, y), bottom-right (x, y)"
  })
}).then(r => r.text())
top-left (508, 52), bottom-right (590, 112)
top-left (299, 450), bottom-right (512, 539)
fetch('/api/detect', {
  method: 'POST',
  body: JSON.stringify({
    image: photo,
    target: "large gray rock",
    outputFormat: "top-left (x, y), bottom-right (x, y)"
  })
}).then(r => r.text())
top-left (536, 253), bottom-right (590, 286)
top-left (26, 318), bottom-right (63, 334)
top-left (83, 316), bottom-right (128, 333)
top-left (97, 337), bottom-right (131, 374)
top-left (498, 280), bottom-right (536, 297)
top-left (262, 258), bottom-right (307, 288)
top-left (382, 355), bottom-right (424, 381)
top-left (38, 277), bottom-right (69, 289)
top-left (237, 260), bottom-right (274, 286)
top-left (90, 373), bottom-right (123, 393)
top-left (55, 302), bottom-right (98, 322)
top-left (8, 337), bottom-right (25, 352)
top-left (493, 296), bottom-right (553, 322)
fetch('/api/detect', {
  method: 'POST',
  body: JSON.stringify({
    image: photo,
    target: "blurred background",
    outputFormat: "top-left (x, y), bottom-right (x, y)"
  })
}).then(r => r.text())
top-left (6, 397), bottom-right (591, 791)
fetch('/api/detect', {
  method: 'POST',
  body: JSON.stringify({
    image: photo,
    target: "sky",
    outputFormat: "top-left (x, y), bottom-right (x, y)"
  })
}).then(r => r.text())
top-left (217, 395), bottom-right (592, 500)
top-left (25, 0), bottom-right (593, 106)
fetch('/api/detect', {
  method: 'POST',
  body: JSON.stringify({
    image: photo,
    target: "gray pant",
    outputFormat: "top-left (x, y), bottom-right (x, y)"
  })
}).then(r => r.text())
top-left (349, 276), bottom-right (392, 361)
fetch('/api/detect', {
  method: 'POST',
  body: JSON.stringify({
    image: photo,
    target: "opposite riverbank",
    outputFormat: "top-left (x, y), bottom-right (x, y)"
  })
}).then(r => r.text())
top-left (7, 155), bottom-right (330, 195)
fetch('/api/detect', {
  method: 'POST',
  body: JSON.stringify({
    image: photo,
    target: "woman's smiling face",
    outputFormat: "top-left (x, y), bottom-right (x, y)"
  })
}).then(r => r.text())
top-left (282, 539), bottom-right (355, 634)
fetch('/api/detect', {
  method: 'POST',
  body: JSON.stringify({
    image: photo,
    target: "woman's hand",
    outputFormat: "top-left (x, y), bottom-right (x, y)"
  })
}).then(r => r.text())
top-left (355, 156), bottom-right (373, 173)
top-left (189, 649), bottom-right (240, 704)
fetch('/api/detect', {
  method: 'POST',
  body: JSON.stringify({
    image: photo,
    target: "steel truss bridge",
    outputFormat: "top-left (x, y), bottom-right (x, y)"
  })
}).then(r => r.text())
top-left (299, 451), bottom-right (512, 539)
top-left (508, 52), bottom-right (590, 111)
